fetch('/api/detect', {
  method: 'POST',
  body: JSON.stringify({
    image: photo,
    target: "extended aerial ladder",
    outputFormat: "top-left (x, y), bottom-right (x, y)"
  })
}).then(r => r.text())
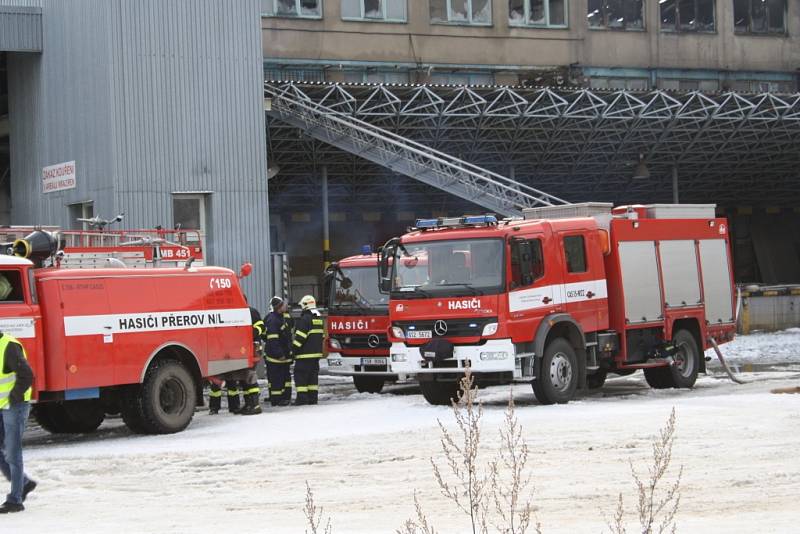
top-left (264, 83), bottom-right (569, 218)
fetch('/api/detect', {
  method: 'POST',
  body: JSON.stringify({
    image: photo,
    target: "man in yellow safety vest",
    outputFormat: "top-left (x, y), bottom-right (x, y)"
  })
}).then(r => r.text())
top-left (0, 331), bottom-right (37, 513)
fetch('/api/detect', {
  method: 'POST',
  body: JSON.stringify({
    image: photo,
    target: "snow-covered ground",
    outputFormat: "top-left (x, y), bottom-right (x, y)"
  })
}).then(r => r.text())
top-left (5, 331), bottom-right (800, 533)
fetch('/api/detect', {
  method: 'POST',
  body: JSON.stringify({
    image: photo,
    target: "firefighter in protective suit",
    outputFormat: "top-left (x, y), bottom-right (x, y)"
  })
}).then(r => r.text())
top-left (292, 295), bottom-right (325, 405)
top-left (264, 296), bottom-right (292, 406)
top-left (208, 303), bottom-right (264, 415)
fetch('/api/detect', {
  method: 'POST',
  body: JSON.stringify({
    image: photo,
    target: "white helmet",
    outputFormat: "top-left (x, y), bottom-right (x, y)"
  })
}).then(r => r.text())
top-left (300, 295), bottom-right (317, 310)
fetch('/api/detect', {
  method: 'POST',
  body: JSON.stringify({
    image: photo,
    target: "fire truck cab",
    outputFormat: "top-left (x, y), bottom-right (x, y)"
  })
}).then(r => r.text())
top-left (324, 252), bottom-right (398, 393)
top-left (380, 204), bottom-right (736, 405)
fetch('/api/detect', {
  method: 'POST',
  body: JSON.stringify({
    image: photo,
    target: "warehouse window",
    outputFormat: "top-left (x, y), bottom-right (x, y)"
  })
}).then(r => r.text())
top-left (342, 0), bottom-right (406, 21)
top-left (660, 0), bottom-right (715, 32)
top-left (172, 194), bottom-right (207, 247)
top-left (68, 201), bottom-right (94, 230)
top-left (430, 0), bottom-right (492, 25)
top-left (261, 0), bottom-right (322, 18)
top-left (509, 0), bottom-right (567, 27)
top-left (734, 0), bottom-right (786, 34)
top-left (587, 0), bottom-right (644, 30)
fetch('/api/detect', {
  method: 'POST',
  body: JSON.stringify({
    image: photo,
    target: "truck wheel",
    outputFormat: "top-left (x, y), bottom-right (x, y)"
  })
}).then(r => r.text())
top-left (419, 380), bottom-right (462, 406)
top-left (33, 400), bottom-right (105, 434)
top-left (138, 360), bottom-right (197, 434)
top-left (120, 386), bottom-right (149, 434)
top-left (532, 338), bottom-right (578, 405)
top-left (645, 330), bottom-right (700, 389)
top-left (586, 370), bottom-right (607, 389)
top-left (353, 376), bottom-right (385, 394)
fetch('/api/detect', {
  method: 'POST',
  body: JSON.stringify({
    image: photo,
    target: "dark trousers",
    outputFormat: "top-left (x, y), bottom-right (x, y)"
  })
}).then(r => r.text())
top-left (0, 403), bottom-right (32, 505)
top-left (294, 358), bottom-right (320, 405)
top-left (265, 359), bottom-right (292, 405)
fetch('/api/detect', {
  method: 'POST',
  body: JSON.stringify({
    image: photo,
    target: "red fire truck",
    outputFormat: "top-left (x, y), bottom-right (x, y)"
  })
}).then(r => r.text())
top-left (379, 204), bottom-right (736, 405)
top-left (0, 230), bottom-right (255, 434)
top-left (324, 252), bottom-right (396, 393)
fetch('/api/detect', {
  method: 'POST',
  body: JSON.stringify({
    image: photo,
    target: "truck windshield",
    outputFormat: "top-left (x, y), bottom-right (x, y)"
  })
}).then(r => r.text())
top-left (392, 238), bottom-right (504, 298)
top-left (332, 266), bottom-right (388, 314)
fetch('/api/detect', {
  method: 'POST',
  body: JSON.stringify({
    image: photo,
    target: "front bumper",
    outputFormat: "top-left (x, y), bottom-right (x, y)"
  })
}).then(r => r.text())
top-left (389, 339), bottom-right (516, 375)
top-left (324, 352), bottom-right (398, 377)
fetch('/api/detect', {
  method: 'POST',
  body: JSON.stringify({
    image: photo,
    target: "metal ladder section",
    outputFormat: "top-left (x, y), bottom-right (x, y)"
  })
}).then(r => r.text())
top-left (264, 84), bottom-right (568, 217)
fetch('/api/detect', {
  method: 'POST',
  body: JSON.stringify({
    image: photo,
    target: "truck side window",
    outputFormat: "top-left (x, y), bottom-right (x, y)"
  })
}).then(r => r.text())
top-left (0, 271), bottom-right (25, 303)
top-left (563, 235), bottom-right (587, 273)
top-left (510, 238), bottom-right (544, 287)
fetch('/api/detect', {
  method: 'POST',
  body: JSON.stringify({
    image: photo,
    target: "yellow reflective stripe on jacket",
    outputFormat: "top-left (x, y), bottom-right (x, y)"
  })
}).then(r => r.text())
top-left (307, 385), bottom-right (319, 392)
top-left (245, 387), bottom-right (260, 395)
top-left (308, 329), bottom-right (324, 335)
top-left (295, 330), bottom-right (308, 339)
top-left (265, 356), bottom-right (291, 364)
top-left (295, 386), bottom-right (309, 393)
top-left (293, 340), bottom-right (303, 348)
top-left (312, 319), bottom-right (323, 326)
top-left (208, 389), bottom-right (223, 398)
top-left (0, 335), bottom-right (32, 409)
top-left (266, 334), bottom-right (280, 339)
top-left (294, 352), bottom-right (324, 359)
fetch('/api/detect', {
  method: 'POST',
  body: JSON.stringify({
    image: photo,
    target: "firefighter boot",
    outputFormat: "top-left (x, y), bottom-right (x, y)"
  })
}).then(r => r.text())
top-left (208, 393), bottom-right (221, 415)
top-left (227, 390), bottom-right (242, 414)
top-left (239, 392), bottom-right (263, 415)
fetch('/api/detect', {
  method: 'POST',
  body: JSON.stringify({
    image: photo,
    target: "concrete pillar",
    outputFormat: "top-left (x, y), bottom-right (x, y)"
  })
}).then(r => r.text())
top-left (672, 166), bottom-right (679, 204)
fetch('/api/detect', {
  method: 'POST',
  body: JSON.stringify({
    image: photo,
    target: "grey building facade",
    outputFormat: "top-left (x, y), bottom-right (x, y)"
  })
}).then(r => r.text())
top-left (0, 0), bottom-right (272, 310)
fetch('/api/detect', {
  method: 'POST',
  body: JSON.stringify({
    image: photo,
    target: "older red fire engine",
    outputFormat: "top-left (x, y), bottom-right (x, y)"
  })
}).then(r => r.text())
top-left (0, 229), bottom-right (255, 433)
top-left (324, 251), bottom-right (395, 393)
top-left (380, 204), bottom-right (736, 405)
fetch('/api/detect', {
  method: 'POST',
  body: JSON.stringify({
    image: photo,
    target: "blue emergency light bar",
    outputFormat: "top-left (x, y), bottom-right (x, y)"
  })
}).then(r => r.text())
top-left (361, 244), bottom-right (372, 255)
top-left (414, 215), bottom-right (498, 230)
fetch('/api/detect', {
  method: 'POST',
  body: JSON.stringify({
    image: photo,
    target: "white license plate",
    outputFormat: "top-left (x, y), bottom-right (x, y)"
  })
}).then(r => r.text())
top-left (406, 330), bottom-right (432, 339)
top-left (361, 358), bottom-right (387, 366)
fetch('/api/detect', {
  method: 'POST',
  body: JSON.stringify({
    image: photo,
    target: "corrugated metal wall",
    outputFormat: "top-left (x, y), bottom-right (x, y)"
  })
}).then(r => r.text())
top-left (0, 6), bottom-right (42, 51)
top-left (3, 0), bottom-right (271, 310)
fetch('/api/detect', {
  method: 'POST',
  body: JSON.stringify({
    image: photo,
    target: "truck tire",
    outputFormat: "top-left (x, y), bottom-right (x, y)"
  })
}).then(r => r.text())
top-left (644, 329), bottom-right (700, 389)
top-left (137, 360), bottom-right (197, 434)
top-left (586, 370), bottom-right (607, 389)
top-left (419, 380), bottom-right (462, 406)
top-left (120, 386), bottom-right (149, 434)
top-left (33, 400), bottom-right (105, 434)
top-left (353, 376), bottom-right (385, 394)
top-left (532, 338), bottom-right (579, 405)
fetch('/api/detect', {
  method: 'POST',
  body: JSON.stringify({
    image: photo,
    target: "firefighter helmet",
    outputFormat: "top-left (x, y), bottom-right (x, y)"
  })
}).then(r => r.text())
top-left (270, 296), bottom-right (285, 312)
top-left (299, 295), bottom-right (317, 310)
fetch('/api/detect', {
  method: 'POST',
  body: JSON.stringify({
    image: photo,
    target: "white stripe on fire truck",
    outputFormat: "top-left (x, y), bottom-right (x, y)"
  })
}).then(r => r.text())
top-left (508, 279), bottom-right (608, 313)
top-left (63, 308), bottom-right (251, 337)
top-left (0, 318), bottom-right (36, 339)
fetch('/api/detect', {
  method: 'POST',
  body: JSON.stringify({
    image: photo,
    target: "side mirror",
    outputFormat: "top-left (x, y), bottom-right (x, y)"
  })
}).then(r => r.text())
top-left (238, 262), bottom-right (253, 279)
top-left (377, 241), bottom-right (396, 294)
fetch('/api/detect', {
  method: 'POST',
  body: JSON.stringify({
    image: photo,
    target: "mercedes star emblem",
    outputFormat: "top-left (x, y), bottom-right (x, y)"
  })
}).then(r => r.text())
top-left (367, 334), bottom-right (380, 348)
top-left (434, 320), bottom-right (448, 336)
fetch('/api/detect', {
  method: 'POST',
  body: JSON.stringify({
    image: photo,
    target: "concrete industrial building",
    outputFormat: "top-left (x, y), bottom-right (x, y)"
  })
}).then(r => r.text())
top-left (261, 1), bottom-right (800, 293)
top-left (1, 1), bottom-right (271, 309)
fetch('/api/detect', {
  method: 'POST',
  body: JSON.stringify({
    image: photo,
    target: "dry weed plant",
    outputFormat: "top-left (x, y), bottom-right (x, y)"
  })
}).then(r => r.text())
top-left (304, 481), bottom-right (333, 534)
top-left (607, 408), bottom-right (682, 534)
top-left (403, 366), bottom-right (540, 534)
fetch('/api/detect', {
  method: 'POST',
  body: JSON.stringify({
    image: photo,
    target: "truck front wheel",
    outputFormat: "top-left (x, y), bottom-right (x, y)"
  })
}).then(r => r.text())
top-left (137, 360), bottom-right (197, 434)
top-left (353, 376), bottom-right (385, 394)
top-left (532, 338), bottom-right (579, 405)
top-left (33, 400), bottom-right (105, 434)
top-left (419, 380), bottom-right (462, 406)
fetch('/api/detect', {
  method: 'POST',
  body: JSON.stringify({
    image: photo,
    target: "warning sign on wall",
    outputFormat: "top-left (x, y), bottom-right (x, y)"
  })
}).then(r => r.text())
top-left (42, 161), bottom-right (76, 193)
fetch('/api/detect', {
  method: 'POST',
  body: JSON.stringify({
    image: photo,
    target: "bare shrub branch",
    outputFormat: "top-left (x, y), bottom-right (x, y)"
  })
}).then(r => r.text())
top-left (396, 492), bottom-right (438, 534)
top-left (607, 408), bottom-right (682, 534)
top-left (304, 482), bottom-right (333, 534)
top-left (430, 365), bottom-right (491, 534)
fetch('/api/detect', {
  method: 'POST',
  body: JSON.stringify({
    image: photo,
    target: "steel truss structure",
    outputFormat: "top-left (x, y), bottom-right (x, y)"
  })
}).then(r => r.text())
top-left (266, 81), bottom-right (800, 212)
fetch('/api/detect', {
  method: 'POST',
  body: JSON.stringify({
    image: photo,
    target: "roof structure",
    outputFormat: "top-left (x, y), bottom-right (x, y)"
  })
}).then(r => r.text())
top-left (266, 81), bottom-right (800, 211)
